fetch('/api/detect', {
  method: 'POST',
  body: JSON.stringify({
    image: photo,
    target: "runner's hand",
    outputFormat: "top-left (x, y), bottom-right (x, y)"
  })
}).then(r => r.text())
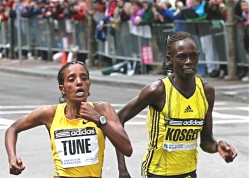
top-left (9, 156), bottom-right (25, 175)
top-left (119, 170), bottom-right (131, 178)
top-left (217, 141), bottom-right (237, 163)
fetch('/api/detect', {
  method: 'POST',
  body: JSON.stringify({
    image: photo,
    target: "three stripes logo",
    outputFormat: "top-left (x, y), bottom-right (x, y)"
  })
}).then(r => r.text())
top-left (184, 105), bottom-right (193, 113)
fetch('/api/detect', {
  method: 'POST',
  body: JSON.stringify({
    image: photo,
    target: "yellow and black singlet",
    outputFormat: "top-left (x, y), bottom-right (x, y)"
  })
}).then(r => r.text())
top-left (50, 102), bottom-right (105, 177)
top-left (142, 76), bottom-right (208, 177)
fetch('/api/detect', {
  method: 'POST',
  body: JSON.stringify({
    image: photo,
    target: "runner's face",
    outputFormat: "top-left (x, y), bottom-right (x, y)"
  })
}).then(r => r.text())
top-left (60, 64), bottom-right (91, 103)
top-left (170, 38), bottom-right (199, 79)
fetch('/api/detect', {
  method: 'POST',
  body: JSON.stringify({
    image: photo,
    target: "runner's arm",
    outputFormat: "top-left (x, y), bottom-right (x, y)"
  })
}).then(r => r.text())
top-left (5, 105), bottom-right (56, 174)
top-left (200, 82), bottom-right (217, 153)
top-left (118, 80), bottom-right (165, 124)
top-left (80, 102), bottom-right (133, 157)
top-left (116, 80), bottom-right (165, 178)
top-left (200, 82), bottom-right (237, 162)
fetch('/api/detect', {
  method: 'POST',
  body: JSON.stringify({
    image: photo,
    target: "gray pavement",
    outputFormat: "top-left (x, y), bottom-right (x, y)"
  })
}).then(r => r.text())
top-left (0, 58), bottom-right (248, 103)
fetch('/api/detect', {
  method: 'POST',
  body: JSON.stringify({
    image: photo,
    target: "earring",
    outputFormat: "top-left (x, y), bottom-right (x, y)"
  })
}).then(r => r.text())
top-left (59, 92), bottom-right (66, 103)
top-left (166, 63), bottom-right (173, 75)
top-left (163, 60), bottom-right (172, 76)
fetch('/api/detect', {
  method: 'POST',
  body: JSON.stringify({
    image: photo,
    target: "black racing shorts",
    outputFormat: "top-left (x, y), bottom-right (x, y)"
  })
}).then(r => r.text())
top-left (147, 170), bottom-right (197, 178)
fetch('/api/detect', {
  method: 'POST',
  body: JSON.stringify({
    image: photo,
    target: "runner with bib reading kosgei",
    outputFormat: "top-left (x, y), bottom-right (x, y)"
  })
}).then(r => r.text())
top-left (116, 32), bottom-right (237, 178)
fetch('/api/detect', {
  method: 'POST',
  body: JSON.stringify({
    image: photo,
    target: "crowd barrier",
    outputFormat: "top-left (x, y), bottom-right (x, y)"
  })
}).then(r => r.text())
top-left (0, 17), bottom-right (248, 72)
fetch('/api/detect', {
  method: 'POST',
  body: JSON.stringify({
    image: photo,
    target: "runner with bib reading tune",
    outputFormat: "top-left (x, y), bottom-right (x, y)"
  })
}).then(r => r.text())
top-left (5, 61), bottom-right (132, 177)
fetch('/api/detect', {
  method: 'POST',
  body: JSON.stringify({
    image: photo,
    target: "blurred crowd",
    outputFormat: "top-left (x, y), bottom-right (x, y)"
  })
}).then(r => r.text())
top-left (0, 0), bottom-right (247, 26)
top-left (0, 0), bottom-right (248, 80)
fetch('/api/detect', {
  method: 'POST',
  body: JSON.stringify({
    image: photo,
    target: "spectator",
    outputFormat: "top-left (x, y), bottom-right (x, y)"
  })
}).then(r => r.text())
top-left (207, 0), bottom-right (227, 20)
top-left (234, 0), bottom-right (243, 18)
top-left (20, 1), bottom-right (41, 18)
top-left (157, 0), bottom-right (184, 22)
top-left (50, 0), bottom-right (64, 20)
top-left (134, 0), bottom-right (154, 26)
top-left (112, 0), bottom-right (133, 56)
top-left (95, 0), bottom-right (117, 41)
top-left (0, 5), bottom-right (8, 24)
top-left (130, 1), bottom-right (144, 26)
top-left (112, 0), bottom-right (132, 30)
top-left (133, 0), bottom-right (154, 39)
top-left (241, 0), bottom-right (249, 52)
top-left (241, 0), bottom-right (249, 82)
top-left (127, 1), bottom-right (145, 57)
top-left (204, 0), bottom-right (228, 78)
top-left (152, 1), bottom-right (165, 23)
top-left (182, 0), bottom-right (208, 20)
top-left (61, 0), bottom-right (71, 19)
top-left (103, 0), bottom-right (117, 22)
top-left (90, 0), bottom-right (106, 23)
top-left (137, 0), bottom-right (156, 74)
top-left (60, 0), bottom-right (86, 21)
top-left (74, 0), bottom-right (89, 21)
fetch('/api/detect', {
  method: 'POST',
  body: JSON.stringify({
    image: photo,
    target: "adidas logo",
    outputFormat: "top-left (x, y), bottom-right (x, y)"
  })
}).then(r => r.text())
top-left (184, 105), bottom-right (193, 113)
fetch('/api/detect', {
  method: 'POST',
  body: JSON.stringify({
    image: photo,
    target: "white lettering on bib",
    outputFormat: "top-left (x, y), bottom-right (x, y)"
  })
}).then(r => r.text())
top-left (54, 127), bottom-right (99, 168)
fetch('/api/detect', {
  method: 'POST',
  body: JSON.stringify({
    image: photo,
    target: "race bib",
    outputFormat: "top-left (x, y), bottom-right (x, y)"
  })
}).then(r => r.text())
top-left (54, 127), bottom-right (99, 168)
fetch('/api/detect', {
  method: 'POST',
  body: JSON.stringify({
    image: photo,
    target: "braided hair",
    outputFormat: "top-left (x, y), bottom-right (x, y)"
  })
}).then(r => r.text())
top-left (57, 61), bottom-right (90, 85)
top-left (163, 32), bottom-right (198, 74)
